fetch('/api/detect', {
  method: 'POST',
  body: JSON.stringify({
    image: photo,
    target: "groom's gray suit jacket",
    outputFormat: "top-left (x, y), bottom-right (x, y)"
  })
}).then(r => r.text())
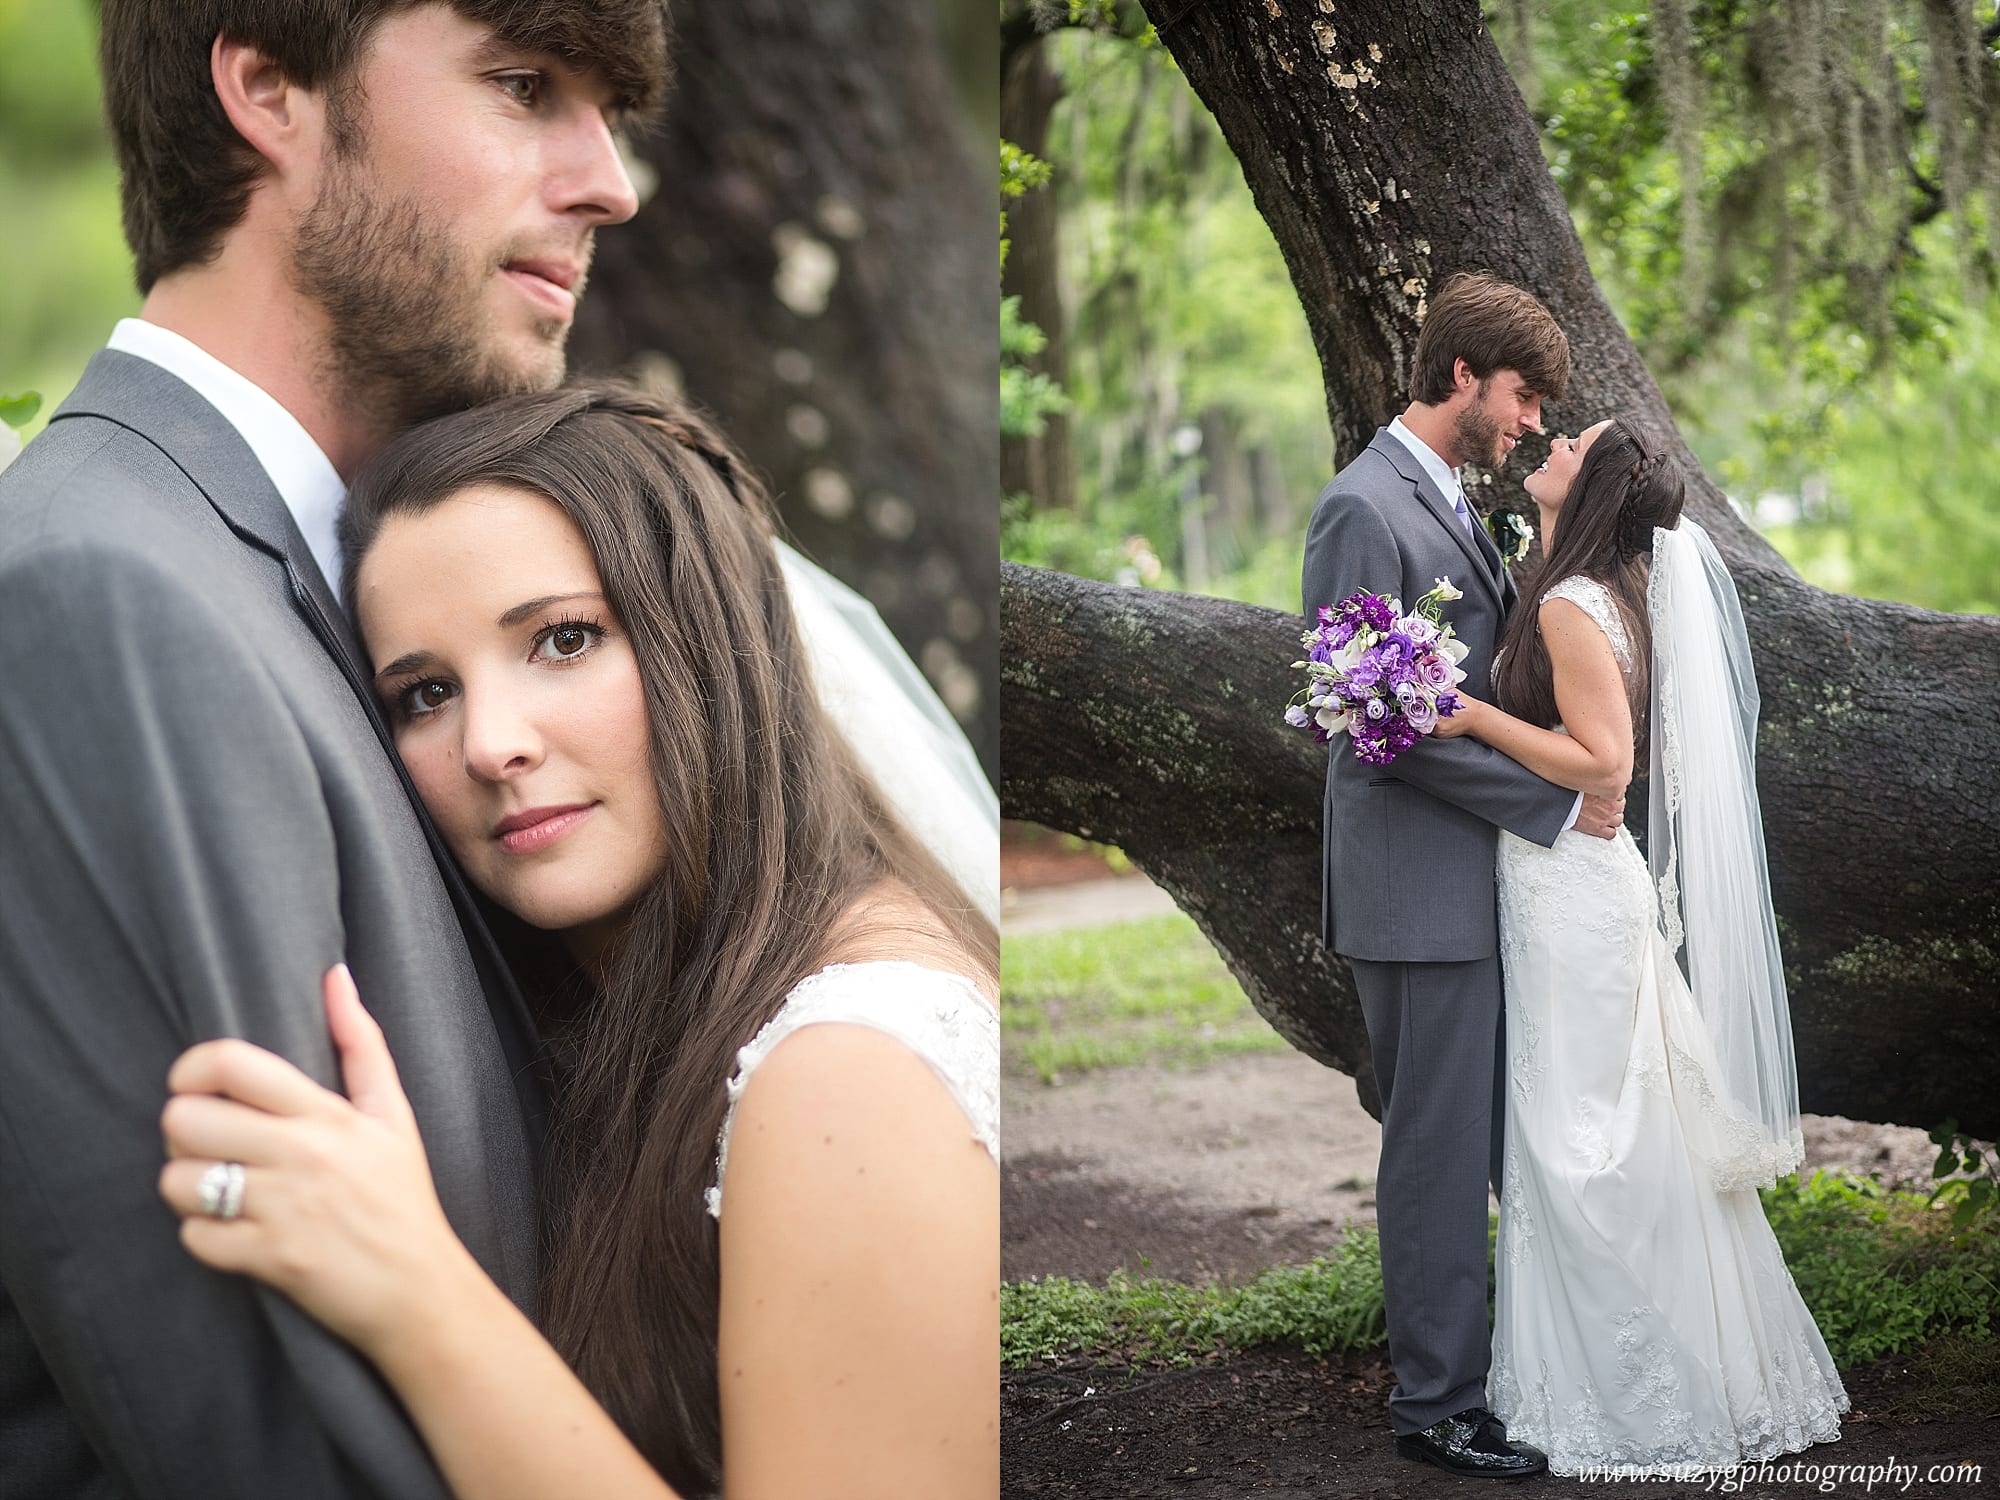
top-left (0, 352), bottom-right (544, 1499)
top-left (1302, 430), bottom-right (1574, 959)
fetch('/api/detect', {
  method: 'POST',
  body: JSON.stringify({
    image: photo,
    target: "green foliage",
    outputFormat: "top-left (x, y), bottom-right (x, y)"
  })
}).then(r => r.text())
top-left (1927, 1120), bottom-right (2000, 1230)
top-left (1762, 1171), bottom-right (2000, 1366)
top-left (1003, 1176), bottom-right (2000, 1373)
top-left (1001, 1231), bottom-right (1387, 1369)
top-left (1748, 307), bottom-right (2000, 615)
top-left (1002, 29), bottom-right (1327, 602)
top-left (1500, 0), bottom-right (2000, 615)
top-left (1000, 910), bottom-right (1287, 1080)
top-left (0, 2), bottom-right (138, 436)
top-left (1517, 0), bottom-right (1994, 375)
top-left (1000, 139), bottom-right (1053, 201)
top-left (0, 392), bottom-right (43, 429)
top-left (999, 137), bottom-right (1053, 274)
top-left (1001, 295), bottom-right (1069, 438)
top-left (0, 0), bottom-right (110, 161)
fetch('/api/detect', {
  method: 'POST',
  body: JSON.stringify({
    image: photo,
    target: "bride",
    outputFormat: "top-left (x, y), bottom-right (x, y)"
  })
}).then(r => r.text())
top-left (154, 383), bottom-right (998, 1499)
top-left (1433, 415), bottom-right (1849, 1473)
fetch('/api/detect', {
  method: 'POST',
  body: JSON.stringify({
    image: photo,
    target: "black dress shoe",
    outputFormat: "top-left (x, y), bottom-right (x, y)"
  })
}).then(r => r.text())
top-left (1395, 1406), bottom-right (1549, 1479)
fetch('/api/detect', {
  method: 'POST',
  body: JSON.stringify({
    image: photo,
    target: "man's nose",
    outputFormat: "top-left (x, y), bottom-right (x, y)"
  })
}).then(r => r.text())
top-left (1521, 399), bottom-right (1544, 434)
top-left (557, 108), bottom-right (640, 227)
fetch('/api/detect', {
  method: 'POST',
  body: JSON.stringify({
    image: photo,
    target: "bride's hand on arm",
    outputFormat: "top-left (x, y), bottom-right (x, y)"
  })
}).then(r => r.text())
top-left (157, 965), bottom-right (478, 1355)
top-left (160, 968), bottom-right (682, 1500)
top-left (1424, 599), bottom-right (1633, 798)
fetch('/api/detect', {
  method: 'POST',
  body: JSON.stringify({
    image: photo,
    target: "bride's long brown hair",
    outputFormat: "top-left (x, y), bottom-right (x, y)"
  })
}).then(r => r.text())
top-left (1492, 416), bottom-right (1687, 757)
top-left (342, 382), bottom-right (996, 1497)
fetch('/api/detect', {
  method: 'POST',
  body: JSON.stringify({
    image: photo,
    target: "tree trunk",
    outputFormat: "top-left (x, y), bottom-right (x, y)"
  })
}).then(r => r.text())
top-left (1001, 38), bottom-right (1078, 512)
top-left (1001, 0), bottom-right (2000, 1138)
top-left (571, 0), bottom-right (998, 776)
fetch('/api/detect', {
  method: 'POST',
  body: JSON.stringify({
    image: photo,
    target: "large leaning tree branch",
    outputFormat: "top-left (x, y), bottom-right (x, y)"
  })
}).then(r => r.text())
top-left (1001, 0), bottom-right (2000, 1138)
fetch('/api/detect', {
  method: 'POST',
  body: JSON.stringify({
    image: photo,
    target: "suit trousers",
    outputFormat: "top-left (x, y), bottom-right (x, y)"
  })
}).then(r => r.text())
top-left (1347, 953), bottom-right (1508, 1435)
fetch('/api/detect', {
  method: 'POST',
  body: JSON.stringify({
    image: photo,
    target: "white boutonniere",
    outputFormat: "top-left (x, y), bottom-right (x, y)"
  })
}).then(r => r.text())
top-left (1487, 507), bottom-right (1534, 568)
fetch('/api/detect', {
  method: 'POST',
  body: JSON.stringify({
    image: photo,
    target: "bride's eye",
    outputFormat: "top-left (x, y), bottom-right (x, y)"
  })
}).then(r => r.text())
top-left (530, 619), bottom-right (606, 663)
top-left (396, 679), bottom-right (458, 721)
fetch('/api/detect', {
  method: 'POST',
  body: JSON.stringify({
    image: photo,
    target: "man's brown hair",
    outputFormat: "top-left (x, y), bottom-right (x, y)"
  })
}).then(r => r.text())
top-left (99, 0), bottom-right (672, 293)
top-left (1409, 271), bottom-right (1570, 405)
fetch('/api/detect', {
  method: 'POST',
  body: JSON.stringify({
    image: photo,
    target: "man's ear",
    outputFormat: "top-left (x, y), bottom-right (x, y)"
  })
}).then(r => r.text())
top-left (1453, 358), bottom-right (1478, 393)
top-left (210, 33), bottom-right (322, 177)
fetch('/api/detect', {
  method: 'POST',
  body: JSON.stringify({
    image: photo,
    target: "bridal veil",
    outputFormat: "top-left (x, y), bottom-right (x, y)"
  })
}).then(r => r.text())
top-left (1646, 520), bottom-right (1804, 1190)
top-left (777, 541), bottom-right (1000, 926)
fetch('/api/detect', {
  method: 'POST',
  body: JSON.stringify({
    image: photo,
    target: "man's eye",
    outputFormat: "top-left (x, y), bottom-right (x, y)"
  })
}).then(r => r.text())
top-left (496, 73), bottom-right (544, 107)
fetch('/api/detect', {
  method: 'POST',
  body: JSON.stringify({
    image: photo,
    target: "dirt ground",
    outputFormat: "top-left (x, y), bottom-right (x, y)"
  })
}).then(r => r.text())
top-left (1003, 1343), bottom-right (1999, 1498)
top-left (1002, 1036), bottom-right (1998, 1497)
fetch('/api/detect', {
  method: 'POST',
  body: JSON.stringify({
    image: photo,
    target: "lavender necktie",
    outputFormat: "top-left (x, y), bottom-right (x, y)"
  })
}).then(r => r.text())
top-left (1450, 487), bottom-right (1477, 540)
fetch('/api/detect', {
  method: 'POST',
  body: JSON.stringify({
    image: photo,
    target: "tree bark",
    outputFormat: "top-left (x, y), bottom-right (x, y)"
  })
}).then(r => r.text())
top-left (571, 0), bottom-right (998, 776)
top-left (1002, 0), bottom-right (2000, 1138)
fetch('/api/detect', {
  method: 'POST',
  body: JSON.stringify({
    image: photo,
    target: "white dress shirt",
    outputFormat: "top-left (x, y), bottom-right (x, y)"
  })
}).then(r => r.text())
top-left (106, 318), bottom-right (348, 599)
top-left (1385, 415), bottom-right (1584, 835)
top-left (1386, 415), bottom-right (1477, 537)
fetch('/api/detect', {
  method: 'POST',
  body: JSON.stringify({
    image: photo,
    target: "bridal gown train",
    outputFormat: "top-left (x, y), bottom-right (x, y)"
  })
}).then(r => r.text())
top-left (1486, 575), bottom-right (1849, 1475)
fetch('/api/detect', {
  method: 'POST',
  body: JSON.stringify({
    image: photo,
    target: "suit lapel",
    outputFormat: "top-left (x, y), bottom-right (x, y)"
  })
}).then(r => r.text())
top-left (51, 351), bottom-right (548, 1149)
top-left (1369, 430), bottom-right (1506, 611)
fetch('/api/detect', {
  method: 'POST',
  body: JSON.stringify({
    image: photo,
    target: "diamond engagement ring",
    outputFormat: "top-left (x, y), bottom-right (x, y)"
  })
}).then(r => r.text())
top-left (197, 1161), bottom-right (247, 1221)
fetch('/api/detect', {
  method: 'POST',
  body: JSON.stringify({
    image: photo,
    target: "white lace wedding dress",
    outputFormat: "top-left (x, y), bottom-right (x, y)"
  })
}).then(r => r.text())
top-left (704, 959), bottom-right (999, 1219)
top-left (1487, 576), bottom-right (1848, 1475)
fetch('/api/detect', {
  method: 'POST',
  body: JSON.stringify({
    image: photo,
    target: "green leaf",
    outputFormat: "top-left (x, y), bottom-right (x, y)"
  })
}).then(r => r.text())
top-left (0, 393), bottom-right (44, 429)
top-left (1934, 1149), bottom-right (1961, 1179)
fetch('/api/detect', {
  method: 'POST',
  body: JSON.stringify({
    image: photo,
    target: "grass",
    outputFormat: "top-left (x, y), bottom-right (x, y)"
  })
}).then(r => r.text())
top-left (1003, 1174), bottom-right (2000, 1373)
top-left (1002, 1230), bottom-right (1388, 1370)
top-left (1000, 910), bottom-right (1289, 1081)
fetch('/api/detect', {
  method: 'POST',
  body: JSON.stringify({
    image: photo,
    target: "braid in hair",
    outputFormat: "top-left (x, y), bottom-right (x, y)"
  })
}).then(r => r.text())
top-left (583, 386), bottom-right (773, 527)
top-left (1615, 446), bottom-right (1669, 561)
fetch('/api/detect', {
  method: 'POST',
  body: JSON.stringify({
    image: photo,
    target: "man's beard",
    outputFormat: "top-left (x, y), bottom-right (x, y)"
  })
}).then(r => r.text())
top-left (1450, 385), bottom-right (1506, 469)
top-left (292, 154), bottom-right (572, 432)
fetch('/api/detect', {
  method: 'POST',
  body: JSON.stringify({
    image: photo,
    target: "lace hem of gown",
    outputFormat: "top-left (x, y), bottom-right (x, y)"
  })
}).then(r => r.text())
top-left (704, 959), bottom-right (1000, 1219)
top-left (1490, 1322), bottom-right (1849, 1476)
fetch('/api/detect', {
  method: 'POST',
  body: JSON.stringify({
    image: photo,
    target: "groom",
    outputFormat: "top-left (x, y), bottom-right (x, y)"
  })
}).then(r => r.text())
top-left (0, 3), bottom-right (663, 1495)
top-left (1301, 272), bottom-right (1624, 1478)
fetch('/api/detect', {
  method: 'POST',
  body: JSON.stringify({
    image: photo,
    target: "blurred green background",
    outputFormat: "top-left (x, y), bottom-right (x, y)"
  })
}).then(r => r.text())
top-left (0, 1), bottom-right (137, 437)
top-left (1000, 2), bottom-right (2000, 618)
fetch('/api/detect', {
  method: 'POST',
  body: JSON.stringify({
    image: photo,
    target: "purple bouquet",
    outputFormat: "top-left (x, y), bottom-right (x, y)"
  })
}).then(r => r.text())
top-left (1286, 578), bottom-right (1471, 765)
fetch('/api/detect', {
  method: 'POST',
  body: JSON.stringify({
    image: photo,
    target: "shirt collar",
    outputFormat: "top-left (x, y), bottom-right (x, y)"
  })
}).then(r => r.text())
top-left (1386, 415), bottom-right (1466, 506)
top-left (106, 318), bottom-right (349, 600)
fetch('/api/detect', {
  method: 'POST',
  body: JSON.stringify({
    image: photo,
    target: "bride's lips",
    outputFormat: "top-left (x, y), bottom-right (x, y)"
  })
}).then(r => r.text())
top-left (494, 803), bottom-right (596, 854)
top-left (501, 260), bottom-right (580, 319)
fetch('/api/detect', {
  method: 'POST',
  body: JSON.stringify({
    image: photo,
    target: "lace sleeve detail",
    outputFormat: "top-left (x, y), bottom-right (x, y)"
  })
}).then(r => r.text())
top-left (1542, 575), bottom-right (1634, 675)
top-left (705, 960), bottom-right (1000, 1219)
